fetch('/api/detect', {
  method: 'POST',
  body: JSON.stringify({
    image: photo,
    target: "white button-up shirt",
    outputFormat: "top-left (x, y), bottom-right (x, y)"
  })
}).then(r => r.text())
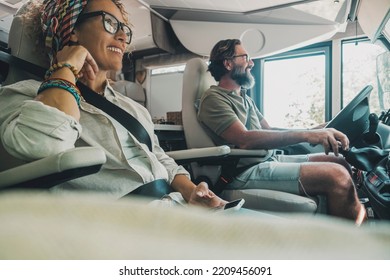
top-left (0, 79), bottom-right (190, 198)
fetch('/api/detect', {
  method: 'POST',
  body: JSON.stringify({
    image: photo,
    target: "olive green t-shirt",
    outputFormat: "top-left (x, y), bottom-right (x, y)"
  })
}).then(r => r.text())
top-left (197, 85), bottom-right (264, 147)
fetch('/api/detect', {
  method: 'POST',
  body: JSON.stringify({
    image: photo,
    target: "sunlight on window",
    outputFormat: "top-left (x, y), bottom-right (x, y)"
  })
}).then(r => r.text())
top-left (342, 39), bottom-right (387, 114)
top-left (151, 65), bottom-right (185, 75)
top-left (263, 55), bottom-right (325, 128)
top-left (149, 64), bottom-right (185, 120)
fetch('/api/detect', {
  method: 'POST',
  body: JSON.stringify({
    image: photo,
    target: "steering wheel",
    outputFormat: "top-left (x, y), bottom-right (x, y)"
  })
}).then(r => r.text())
top-left (326, 86), bottom-right (390, 220)
top-left (280, 85), bottom-right (373, 155)
top-left (325, 85), bottom-right (373, 146)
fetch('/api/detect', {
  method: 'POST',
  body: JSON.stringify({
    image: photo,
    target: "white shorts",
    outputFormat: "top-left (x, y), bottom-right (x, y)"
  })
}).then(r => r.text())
top-left (227, 154), bottom-right (309, 195)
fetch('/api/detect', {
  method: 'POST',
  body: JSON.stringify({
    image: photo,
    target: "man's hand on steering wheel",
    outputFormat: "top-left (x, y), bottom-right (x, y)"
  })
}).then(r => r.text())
top-left (307, 128), bottom-right (349, 156)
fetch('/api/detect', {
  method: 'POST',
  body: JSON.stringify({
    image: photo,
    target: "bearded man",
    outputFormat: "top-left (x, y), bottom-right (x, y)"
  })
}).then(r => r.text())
top-left (197, 39), bottom-right (366, 225)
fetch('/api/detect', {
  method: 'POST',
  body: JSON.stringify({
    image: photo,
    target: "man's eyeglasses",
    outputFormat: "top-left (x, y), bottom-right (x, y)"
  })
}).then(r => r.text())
top-left (77, 11), bottom-right (132, 44)
top-left (230, 54), bottom-right (251, 63)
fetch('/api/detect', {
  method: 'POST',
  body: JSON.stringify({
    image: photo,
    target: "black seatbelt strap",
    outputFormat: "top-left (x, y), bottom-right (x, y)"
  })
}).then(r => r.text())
top-left (242, 89), bottom-right (252, 130)
top-left (122, 178), bottom-right (173, 199)
top-left (77, 81), bottom-right (152, 151)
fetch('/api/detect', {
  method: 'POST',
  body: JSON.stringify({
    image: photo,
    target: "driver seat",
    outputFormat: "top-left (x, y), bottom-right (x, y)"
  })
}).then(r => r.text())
top-left (181, 57), bottom-right (318, 213)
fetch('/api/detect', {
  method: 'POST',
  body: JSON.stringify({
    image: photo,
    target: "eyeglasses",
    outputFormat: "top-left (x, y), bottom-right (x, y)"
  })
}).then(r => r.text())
top-left (77, 11), bottom-right (132, 44)
top-left (230, 54), bottom-right (251, 62)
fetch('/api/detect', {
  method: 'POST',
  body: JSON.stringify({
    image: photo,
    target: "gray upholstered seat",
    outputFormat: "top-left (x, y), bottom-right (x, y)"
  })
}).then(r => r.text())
top-left (3, 2), bottom-right (49, 86)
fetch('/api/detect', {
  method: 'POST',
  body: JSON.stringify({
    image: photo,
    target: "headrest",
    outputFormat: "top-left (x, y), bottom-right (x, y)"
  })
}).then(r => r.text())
top-left (184, 58), bottom-right (215, 100)
top-left (3, 0), bottom-right (49, 85)
top-left (8, 0), bottom-right (49, 69)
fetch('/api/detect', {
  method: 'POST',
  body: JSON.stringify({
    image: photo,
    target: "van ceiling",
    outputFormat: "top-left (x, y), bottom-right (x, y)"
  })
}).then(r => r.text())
top-left (141, 0), bottom-right (350, 57)
top-left (1, 0), bottom-right (351, 58)
top-left (144, 0), bottom-right (320, 14)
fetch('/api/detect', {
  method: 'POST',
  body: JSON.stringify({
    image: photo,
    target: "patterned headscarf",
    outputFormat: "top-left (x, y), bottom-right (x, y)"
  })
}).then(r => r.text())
top-left (41, 0), bottom-right (88, 62)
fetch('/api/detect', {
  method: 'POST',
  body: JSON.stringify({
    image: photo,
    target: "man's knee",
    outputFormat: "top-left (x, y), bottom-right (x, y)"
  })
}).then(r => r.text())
top-left (328, 164), bottom-right (354, 194)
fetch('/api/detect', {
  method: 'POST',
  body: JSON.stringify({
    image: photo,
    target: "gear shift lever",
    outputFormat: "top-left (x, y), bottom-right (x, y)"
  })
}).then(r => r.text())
top-left (339, 113), bottom-right (387, 171)
top-left (369, 113), bottom-right (379, 134)
top-left (362, 113), bottom-right (382, 148)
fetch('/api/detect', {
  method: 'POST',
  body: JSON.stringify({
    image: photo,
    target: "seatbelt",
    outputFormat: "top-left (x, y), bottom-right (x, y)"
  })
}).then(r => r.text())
top-left (245, 100), bottom-right (252, 129)
top-left (76, 83), bottom-right (171, 198)
top-left (242, 89), bottom-right (252, 130)
top-left (77, 81), bottom-right (152, 151)
top-left (123, 178), bottom-right (173, 199)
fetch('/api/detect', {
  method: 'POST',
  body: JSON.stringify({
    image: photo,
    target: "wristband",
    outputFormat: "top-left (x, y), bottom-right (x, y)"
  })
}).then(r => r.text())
top-left (38, 78), bottom-right (81, 106)
top-left (45, 62), bottom-right (79, 80)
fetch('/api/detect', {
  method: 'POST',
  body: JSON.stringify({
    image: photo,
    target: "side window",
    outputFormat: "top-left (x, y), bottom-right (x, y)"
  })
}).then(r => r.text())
top-left (342, 38), bottom-right (388, 115)
top-left (258, 44), bottom-right (330, 128)
top-left (149, 65), bottom-right (185, 122)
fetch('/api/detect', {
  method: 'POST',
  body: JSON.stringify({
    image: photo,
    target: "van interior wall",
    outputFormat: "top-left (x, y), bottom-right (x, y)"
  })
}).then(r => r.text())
top-left (131, 52), bottom-right (202, 116)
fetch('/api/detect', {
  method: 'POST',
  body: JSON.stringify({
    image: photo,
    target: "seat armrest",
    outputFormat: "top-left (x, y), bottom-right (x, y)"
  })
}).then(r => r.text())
top-left (0, 147), bottom-right (106, 190)
top-left (230, 148), bottom-right (271, 158)
top-left (166, 145), bottom-right (230, 163)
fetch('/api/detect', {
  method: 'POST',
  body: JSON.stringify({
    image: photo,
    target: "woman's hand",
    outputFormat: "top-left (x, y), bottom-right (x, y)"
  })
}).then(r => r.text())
top-left (34, 45), bottom-right (99, 120)
top-left (188, 182), bottom-right (227, 209)
top-left (56, 45), bottom-right (99, 81)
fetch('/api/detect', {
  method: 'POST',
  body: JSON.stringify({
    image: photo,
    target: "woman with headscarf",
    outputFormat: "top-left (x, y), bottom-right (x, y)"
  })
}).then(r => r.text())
top-left (0, 0), bottom-right (226, 208)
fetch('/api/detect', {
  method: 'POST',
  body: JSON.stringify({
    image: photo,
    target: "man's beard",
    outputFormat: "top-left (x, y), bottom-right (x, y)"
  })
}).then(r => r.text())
top-left (231, 65), bottom-right (255, 89)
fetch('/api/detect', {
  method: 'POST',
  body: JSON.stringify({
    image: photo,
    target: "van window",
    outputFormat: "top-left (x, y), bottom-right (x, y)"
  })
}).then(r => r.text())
top-left (149, 65), bottom-right (185, 121)
top-left (342, 38), bottom-right (388, 114)
top-left (258, 44), bottom-right (330, 129)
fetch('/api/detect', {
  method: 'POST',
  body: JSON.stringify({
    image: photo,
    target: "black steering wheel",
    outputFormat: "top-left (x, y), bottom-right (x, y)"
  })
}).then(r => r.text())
top-left (326, 86), bottom-right (390, 220)
top-left (325, 85), bottom-right (373, 147)
top-left (281, 85), bottom-right (374, 155)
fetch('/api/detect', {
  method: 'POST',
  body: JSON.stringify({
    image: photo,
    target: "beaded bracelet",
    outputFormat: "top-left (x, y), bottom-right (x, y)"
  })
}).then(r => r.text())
top-left (45, 62), bottom-right (79, 80)
top-left (38, 78), bottom-right (81, 106)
